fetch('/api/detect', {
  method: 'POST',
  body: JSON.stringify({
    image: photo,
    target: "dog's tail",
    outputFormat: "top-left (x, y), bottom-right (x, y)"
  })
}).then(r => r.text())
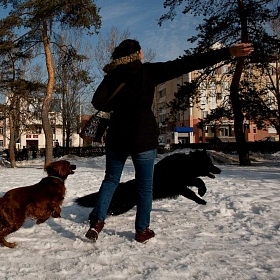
top-left (75, 193), bottom-right (98, 208)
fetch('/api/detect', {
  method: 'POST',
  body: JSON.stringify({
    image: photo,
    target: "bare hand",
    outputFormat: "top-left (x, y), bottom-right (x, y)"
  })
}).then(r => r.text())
top-left (229, 43), bottom-right (254, 57)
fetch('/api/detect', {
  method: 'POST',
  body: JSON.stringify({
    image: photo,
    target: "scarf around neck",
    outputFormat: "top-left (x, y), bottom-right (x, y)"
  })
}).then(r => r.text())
top-left (103, 52), bottom-right (141, 73)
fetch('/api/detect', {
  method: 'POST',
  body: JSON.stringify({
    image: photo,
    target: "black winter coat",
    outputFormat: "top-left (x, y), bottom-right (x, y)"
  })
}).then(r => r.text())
top-left (92, 47), bottom-right (231, 154)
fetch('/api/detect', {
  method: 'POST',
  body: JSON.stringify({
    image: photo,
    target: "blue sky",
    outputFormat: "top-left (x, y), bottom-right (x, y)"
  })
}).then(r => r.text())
top-left (0, 1), bottom-right (201, 62)
top-left (93, 0), bottom-right (201, 61)
top-left (0, 1), bottom-right (202, 103)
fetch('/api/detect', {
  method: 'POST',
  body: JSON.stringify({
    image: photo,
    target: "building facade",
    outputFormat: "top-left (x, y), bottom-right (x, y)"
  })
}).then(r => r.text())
top-left (152, 64), bottom-right (279, 146)
top-left (0, 111), bottom-right (82, 152)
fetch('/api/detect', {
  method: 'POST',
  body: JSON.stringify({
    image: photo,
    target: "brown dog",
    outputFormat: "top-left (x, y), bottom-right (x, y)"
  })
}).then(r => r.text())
top-left (0, 160), bottom-right (76, 248)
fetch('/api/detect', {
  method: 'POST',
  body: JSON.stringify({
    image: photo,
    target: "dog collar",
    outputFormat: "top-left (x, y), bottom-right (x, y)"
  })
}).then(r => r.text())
top-left (48, 175), bottom-right (63, 182)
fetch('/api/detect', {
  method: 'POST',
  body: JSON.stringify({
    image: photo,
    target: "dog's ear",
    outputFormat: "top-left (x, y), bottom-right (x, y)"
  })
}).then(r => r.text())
top-left (45, 160), bottom-right (74, 179)
top-left (44, 162), bottom-right (55, 175)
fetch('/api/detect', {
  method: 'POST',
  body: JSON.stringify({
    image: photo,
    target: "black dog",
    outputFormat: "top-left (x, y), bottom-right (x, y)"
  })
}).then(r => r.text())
top-left (75, 150), bottom-right (221, 215)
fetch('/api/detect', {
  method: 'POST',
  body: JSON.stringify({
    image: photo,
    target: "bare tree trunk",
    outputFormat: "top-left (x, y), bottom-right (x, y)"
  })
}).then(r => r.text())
top-left (8, 114), bottom-right (16, 168)
top-left (7, 56), bottom-right (17, 168)
top-left (230, 59), bottom-right (250, 165)
top-left (229, 0), bottom-right (251, 165)
top-left (65, 128), bottom-right (70, 154)
top-left (276, 59), bottom-right (280, 142)
top-left (41, 19), bottom-right (55, 165)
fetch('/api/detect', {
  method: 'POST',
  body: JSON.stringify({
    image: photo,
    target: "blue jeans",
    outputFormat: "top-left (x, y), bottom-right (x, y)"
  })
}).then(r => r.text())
top-left (89, 149), bottom-right (157, 232)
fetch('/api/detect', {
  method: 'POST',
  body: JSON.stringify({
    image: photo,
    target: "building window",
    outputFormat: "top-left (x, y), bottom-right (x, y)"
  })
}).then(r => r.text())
top-left (205, 126), bottom-right (214, 137)
top-left (200, 82), bottom-right (207, 90)
top-left (34, 111), bottom-right (42, 120)
top-left (201, 111), bottom-right (208, 119)
top-left (222, 81), bottom-right (229, 90)
top-left (209, 96), bottom-right (216, 109)
top-left (0, 127), bottom-right (3, 135)
top-left (0, 140), bottom-right (3, 147)
top-left (209, 82), bottom-right (216, 90)
top-left (201, 93), bottom-right (207, 105)
top-left (268, 67), bottom-right (274, 76)
top-left (220, 127), bottom-right (229, 137)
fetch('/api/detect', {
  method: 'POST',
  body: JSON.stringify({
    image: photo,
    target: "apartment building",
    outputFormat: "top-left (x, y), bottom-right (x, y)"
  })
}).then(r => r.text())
top-left (153, 64), bottom-right (278, 145)
top-left (0, 105), bottom-right (82, 152)
top-left (1, 61), bottom-right (278, 150)
top-left (0, 119), bottom-right (81, 152)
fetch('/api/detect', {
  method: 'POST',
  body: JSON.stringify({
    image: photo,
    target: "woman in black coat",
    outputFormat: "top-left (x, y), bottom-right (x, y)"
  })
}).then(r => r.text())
top-left (85, 39), bottom-right (253, 243)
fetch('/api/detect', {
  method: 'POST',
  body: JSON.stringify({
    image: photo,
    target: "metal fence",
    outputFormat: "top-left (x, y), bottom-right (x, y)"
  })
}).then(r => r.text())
top-left (167, 141), bottom-right (280, 154)
top-left (8, 141), bottom-right (278, 161)
top-left (66, 146), bottom-right (106, 157)
top-left (66, 141), bottom-right (280, 158)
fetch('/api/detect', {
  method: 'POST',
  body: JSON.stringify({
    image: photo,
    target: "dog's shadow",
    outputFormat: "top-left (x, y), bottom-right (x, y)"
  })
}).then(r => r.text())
top-left (22, 202), bottom-right (136, 243)
top-left (48, 203), bottom-right (90, 241)
top-left (20, 199), bottom-right (169, 243)
top-left (19, 202), bottom-right (86, 242)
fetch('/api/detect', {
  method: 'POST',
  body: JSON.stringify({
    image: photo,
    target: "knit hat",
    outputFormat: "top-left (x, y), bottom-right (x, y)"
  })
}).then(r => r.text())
top-left (111, 39), bottom-right (141, 59)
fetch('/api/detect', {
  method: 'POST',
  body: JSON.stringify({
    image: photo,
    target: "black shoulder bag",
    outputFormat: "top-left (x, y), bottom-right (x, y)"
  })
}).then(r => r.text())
top-left (79, 83), bottom-right (125, 143)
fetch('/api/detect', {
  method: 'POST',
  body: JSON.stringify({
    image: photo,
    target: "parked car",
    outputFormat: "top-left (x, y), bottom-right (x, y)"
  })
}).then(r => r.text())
top-left (158, 143), bottom-right (171, 154)
top-left (208, 137), bottom-right (222, 143)
top-left (256, 137), bottom-right (275, 142)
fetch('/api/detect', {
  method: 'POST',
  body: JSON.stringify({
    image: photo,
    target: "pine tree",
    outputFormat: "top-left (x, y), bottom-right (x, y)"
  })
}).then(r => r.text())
top-left (160, 0), bottom-right (279, 165)
top-left (0, 0), bottom-right (101, 164)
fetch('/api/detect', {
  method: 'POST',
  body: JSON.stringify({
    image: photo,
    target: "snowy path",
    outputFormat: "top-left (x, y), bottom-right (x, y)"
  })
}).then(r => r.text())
top-left (0, 152), bottom-right (280, 279)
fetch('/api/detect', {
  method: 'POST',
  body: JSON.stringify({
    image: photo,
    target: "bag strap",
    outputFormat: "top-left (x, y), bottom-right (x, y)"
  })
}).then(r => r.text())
top-left (95, 82), bottom-right (126, 117)
top-left (105, 82), bottom-right (126, 105)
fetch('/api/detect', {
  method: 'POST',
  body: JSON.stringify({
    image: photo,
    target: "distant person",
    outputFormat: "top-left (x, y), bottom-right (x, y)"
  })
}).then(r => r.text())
top-left (40, 148), bottom-right (45, 157)
top-left (21, 146), bottom-right (28, 160)
top-left (53, 141), bottom-right (62, 158)
top-left (32, 149), bottom-right (37, 159)
top-left (4, 149), bottom-right (9, 161)
top-left (85, 39), bottom-right (254, 243)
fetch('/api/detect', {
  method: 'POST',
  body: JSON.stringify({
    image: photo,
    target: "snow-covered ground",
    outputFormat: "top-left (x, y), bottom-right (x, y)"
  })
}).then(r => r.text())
top-left (0, 149), bottom-right (280, 280)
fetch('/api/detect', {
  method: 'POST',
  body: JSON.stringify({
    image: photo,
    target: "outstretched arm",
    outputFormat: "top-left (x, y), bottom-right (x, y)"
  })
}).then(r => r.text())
top-left (150, 43), bottom-right (253, 86)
